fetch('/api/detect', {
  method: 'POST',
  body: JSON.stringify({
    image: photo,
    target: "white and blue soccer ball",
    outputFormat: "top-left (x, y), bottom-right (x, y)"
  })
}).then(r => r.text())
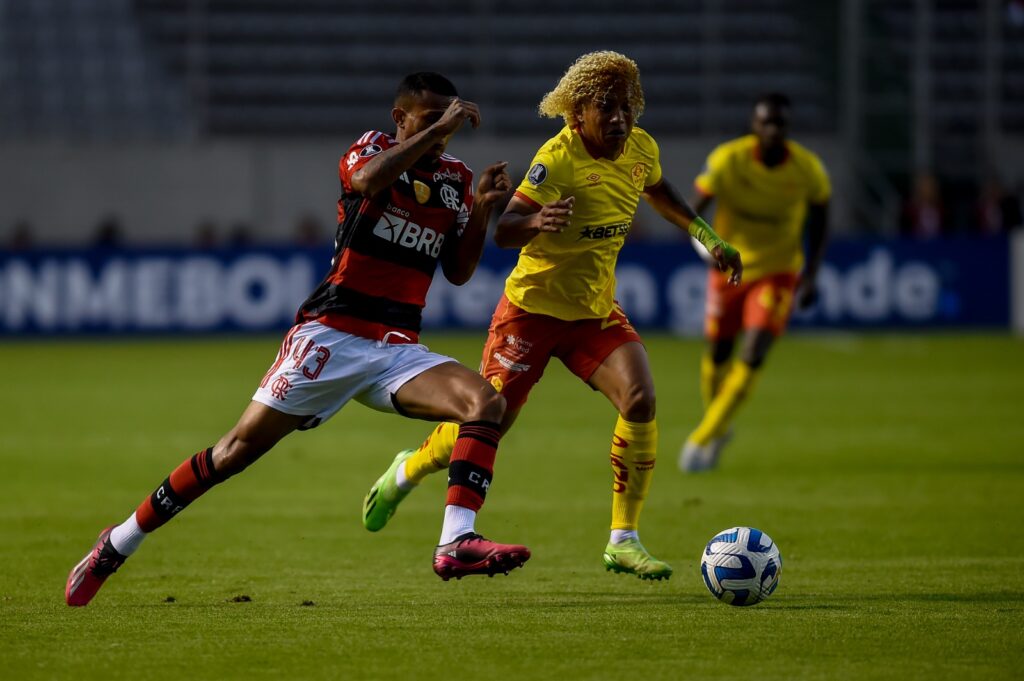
top-left (700, 527), bottom-right (782, 606)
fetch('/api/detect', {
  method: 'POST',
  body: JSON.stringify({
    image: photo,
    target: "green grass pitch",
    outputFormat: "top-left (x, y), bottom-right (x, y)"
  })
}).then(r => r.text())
top-left (1, 332), bottom-right (1022, 680)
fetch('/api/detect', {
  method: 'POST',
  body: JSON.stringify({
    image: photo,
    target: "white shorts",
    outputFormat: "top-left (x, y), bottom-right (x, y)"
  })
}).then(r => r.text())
top-left (252, 321), bottom-right (456, 429)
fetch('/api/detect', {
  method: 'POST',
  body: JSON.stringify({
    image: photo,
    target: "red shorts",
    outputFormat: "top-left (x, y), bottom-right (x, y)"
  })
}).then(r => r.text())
top-left (479, 294), bottom-right (643, 411)
top-left (705, 270), bottom-right (799, 341)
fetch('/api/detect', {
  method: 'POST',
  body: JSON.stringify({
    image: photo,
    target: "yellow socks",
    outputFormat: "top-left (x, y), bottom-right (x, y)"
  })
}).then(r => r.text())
top-left (404, 421), bottom-right (459, 484)
top-left (609, 416), bottom-right (658, 531)
top-left (701, 352), bottom-right (731, 408)
top-left (689, 361), bottom-right (759, 446)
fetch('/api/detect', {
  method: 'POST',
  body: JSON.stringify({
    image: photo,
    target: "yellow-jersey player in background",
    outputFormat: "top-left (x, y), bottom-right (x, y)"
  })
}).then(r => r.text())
top-left (679, 93), bottom-right (831, 472)
top-left (361, 51), bottom-right (741, 580)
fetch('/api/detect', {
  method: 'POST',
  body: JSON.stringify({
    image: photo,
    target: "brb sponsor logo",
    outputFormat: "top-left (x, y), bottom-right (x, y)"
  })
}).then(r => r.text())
top-left (372, 213), bottom-right (446, 257)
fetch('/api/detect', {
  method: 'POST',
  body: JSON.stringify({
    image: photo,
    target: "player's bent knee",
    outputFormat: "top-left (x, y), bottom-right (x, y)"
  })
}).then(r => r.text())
top-left (464, 387), bottom-right (506, 424)
top-left (619, 385), bottom-right (656, 422)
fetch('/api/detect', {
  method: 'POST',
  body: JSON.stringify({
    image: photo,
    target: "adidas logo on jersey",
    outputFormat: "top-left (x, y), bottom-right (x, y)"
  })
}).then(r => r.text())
top-left (372, 214), bottom-right (446, 257)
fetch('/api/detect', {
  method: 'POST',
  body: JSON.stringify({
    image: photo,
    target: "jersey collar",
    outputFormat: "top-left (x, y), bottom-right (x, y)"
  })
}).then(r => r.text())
top-left (574, 125), bottom-right (626, 161)
top-left (753, 140), bottom-right (790, 168)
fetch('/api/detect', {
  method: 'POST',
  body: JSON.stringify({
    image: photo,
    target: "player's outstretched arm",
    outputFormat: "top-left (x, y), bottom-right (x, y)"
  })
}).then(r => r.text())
top-left (494, 196), bottom-right (574, 249)
top-left (442, 161), bottom-right (512, 285)
top-left (643, 178), bottom-right (743, 285)
top-left (351, 98), bottom-right (482, 197)
top-left (796, 201), bottom-right (829, 309)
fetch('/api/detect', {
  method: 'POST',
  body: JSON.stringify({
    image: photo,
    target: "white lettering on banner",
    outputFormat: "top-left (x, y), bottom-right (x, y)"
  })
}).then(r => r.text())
top-left (0, 247), bottom-right (961, 333)
top-left (666, 265), bottom-right (709, 335)
top-left (450, 269), bottom-right (506, 325)
top-left (800, 251), bottom-right (940, 322)
top-left (661, 250), bottom-right (943, 333)
top-left (0, 255), bottom-right (317, 331)
top-left (894, 263), bottom-right (940, 320)
top-left (225, 256), bottom-right (286, 328)
top-left (66, 259), bottom-right (129, 328)
top-left (134, 259), bottom-right (173, 328)
top-left (614, 265), bottom-right (658, 324)
top-left (843, 251), bottom-right (890, 319)
top-left (422, 267), bottom-right (511, 327)
top-left (1, 260), bottom-right (60, 329)
top-left (811, 267), bottom-right (844, 321)
top-left (284, 257), bottom-right (316, 317)
top-left (178, 257), bottom-right (224, 328)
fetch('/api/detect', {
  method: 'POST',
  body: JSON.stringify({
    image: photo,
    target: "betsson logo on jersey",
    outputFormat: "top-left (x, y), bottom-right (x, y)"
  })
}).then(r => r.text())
top-left (372, 213), bottom-right (446, 257)
top-left (577, 223), bottom-right (630, 241)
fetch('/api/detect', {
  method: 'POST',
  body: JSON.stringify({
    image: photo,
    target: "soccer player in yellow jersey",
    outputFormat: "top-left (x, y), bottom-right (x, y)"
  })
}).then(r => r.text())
top-left (679, 93), bottom-right (831, 472)
top-left (361, 51), bottom-right (741, 579)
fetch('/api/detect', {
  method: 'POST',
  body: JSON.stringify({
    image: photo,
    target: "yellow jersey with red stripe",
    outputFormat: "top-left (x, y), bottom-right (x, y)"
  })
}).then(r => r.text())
top-left (695, 135), bottom-right (830, 280)
top-left (508, 125), bottom-right (662, 320)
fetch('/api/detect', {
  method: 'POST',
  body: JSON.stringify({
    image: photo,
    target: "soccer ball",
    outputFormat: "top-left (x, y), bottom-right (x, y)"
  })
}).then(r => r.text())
top-left (700, 527), bottom-right (782, 606)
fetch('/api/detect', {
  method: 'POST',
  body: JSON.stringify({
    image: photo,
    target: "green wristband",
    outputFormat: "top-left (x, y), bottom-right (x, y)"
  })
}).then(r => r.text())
top-left (688, 216), bottom-right (724, 251)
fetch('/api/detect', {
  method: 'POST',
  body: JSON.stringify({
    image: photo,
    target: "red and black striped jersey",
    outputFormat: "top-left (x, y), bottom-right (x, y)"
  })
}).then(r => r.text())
top-left (297, 130), bottom-right (475, 342)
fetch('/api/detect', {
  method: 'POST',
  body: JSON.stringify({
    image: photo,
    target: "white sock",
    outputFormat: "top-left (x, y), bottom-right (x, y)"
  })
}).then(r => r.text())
top-left (109, 513), bottom-right (148, 556)
top-left (439, 505), bottom-right (476, 545)
top-left (610, 529), bottom-right (639, 545)
top-left (395, 461), bottom-right (414, 491)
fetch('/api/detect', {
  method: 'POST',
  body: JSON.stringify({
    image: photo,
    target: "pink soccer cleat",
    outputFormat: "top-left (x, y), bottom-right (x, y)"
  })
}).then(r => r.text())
top-left (432, 533), bottom-right (531, 581)
top-left (65, 526), bottom-right (127, 606)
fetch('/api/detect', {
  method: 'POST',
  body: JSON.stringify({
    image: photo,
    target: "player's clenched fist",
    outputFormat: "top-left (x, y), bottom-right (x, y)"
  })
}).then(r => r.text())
top-left (477, 161), bottom-right (512, 207)
top-left (433, 98), bottom-right (482, 137)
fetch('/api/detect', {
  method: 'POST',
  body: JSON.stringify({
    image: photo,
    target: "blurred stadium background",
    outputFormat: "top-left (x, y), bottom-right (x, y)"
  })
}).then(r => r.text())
top-left (1, 0), bottom-right (1023, 336)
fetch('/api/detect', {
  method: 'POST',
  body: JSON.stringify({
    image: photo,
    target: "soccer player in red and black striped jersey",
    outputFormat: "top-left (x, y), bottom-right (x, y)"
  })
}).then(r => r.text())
top-left (65, 73), bottom-right (529, 606)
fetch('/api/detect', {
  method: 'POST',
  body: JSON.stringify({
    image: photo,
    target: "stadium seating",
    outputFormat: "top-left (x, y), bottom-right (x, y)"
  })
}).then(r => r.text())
top-left (0, 0), bottom-right (842, 138)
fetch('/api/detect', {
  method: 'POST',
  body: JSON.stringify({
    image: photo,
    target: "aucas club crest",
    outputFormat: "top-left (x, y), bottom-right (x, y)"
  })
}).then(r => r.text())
top-left (631, 162), bottom-right (647, 190)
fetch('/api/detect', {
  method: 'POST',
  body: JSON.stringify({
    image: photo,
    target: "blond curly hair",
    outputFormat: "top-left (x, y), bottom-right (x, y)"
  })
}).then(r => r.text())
top-left (538, 51), bottom-right (645, 124)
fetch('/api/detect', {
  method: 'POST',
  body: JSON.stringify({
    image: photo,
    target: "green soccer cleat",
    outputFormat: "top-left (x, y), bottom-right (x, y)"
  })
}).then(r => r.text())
top-left (362, 449), bottom-right (416, 532)
top-left (602, 538), bottom-right (673, 581)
